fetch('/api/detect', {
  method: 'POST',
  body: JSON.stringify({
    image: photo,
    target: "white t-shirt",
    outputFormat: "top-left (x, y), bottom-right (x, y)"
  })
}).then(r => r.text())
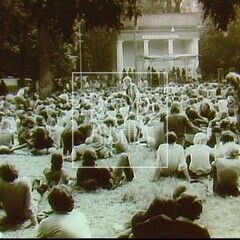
top-left (154, 143), bottom-right (187, 178)
top-left (36, 209), bottom-right (91, 238)
top-left (185, 144), bottom-right (215, 175)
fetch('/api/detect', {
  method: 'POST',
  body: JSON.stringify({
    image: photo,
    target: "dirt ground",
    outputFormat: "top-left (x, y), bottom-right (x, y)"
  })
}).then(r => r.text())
top-left (0, 144), bottom-right (240, 238)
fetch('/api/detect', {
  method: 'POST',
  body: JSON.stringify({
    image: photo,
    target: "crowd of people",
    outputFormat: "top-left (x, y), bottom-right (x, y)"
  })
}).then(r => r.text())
top-left (0, 72), bottom-right (239, 237)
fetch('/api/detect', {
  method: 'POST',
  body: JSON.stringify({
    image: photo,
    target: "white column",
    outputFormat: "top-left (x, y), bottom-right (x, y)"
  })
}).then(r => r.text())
top-left (192, 38), bottom-right (199, 54)
top-left (143, 40), bottom-right (150, 72)
top-left (117, 40), bottom-right (124, 74)
top-left (192, 38), bottom-right (200, 79)
top-left (168, 39), bottom-right (174, 55)
top-left (143, 40), bottom-right (149, 56)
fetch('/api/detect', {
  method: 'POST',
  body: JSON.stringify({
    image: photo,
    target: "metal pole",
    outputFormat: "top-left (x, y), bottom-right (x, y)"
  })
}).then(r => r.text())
top-left (134, 19), bottom-right (138, 84)
top-left (79, 21), bottom-right (83, 90)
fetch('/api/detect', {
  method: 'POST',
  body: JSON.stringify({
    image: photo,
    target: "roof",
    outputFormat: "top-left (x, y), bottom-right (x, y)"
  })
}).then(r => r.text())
top-left (123, 13), bottom-right (204, 30)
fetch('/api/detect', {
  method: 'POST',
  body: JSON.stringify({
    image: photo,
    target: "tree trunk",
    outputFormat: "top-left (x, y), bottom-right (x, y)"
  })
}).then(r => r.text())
top-left (166, 0), bottom-right (173, 13)
top-left (38, 26), bottom-right (53, 99)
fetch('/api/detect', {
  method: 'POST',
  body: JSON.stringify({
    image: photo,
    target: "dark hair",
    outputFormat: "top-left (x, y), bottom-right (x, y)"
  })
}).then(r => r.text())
top-left (165, 132), bottom-right (177, 144)
top-left (48, 186), bottom-right (74, 212)
top-left (212, 126), bottom-right (222, 134)
top-left (177, 194), bottom-right (203, 220)
top-left (170, 102), bottom-right (180, 114)
top-left (0, 163), bottom-right (19, 182)
top-left (220, 131), bottom-right (235, 143)
top-left (82, 150), bottom-right (97, 167)
top-left (51, 153), bottom-right (63, 171)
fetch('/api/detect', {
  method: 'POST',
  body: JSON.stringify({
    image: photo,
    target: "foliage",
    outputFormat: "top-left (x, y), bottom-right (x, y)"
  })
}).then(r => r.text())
top-left (198, 0), bottom-right (240, 31)
top-left (201, 9), bottom-right (240, 79)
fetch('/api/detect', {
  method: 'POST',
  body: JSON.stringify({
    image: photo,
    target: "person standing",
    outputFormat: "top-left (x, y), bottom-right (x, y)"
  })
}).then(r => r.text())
top-left (164, 102), bottom-right (201, 146)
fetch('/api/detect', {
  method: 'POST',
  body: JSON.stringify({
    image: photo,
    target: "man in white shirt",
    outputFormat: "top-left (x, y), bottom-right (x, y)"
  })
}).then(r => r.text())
top-left (153, 132), bottom-right (191, 181)
top-left (36, 186), bottom-right (91, 238)
top-left (185, 132), bottom-right (215, 177)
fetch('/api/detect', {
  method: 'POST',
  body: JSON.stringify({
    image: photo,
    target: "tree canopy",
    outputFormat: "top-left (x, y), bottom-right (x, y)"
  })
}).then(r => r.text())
top-left (198, 0), bottom-right (240, 31)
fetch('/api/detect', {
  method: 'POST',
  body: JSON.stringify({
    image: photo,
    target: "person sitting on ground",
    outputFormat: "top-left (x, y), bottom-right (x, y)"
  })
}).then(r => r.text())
top-left (0, 120), bottom-right (14, 154)
top-left (185, 132), bottom-right (216, 178)
top-left (28, 126), bottom-right (56, 155)
top-left (207, 126), bottom-right (222, 149)
top-left (212, 146), bottom-right (240, 197)
top-left (35, 185), bottom-right (91, 238)
top-left (122, 112), bottom-right (142, 143)
top-left (15, 86), bottom-right (30, 111)
top-left (216, 130), bottom-right (240, 159)
top-left (118, 184), bottom-right (210, 238)
top-left (199, 102), bottom-right (216, 122)
top-left (17, 116), bottom-right (35, 145)
top-left (76, 151), bottom-right (134, 191)
top-left (43, 153), bottom-right (73, 189)
top-left (0, 163), bottom-right (38, 230)
top-left (153, 132), bottom-right (191, 181)
top-left (85, 124), bottom-right (113, 159)
top-left (103, 117), bottom-right (129, 154)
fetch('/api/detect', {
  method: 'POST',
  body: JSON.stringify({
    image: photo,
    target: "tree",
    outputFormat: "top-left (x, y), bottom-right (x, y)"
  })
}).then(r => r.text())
top-left (198, 0), bottom-right (240, 31)
top-left (201, 9), bottom-right (240, 79)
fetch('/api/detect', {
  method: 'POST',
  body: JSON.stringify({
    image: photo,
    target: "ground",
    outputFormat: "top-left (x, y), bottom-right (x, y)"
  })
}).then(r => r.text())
top-left (0, 144), bottom-right (240, 238)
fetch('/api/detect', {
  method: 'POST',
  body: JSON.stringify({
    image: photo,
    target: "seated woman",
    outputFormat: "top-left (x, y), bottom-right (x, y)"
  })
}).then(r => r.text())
top-left (76, 151), bottom-right (134, 191)
top-left (118, 185), bottom-right (210, 238)
top-left (0, 163), bottom-right (37, 230)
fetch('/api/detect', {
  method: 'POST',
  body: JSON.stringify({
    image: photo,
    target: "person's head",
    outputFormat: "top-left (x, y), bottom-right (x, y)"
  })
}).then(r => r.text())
top-left (170, 102), bottom-right (181, 114)
top-left (48, 186), bottom-right (74, 212)
top-left (165, 131), bottom-right (177, 144)
top-left (176, 192), bottom-right (203, 220)
top-left (220, 119), bottom-right (230, 130)
top-left (51, 153), bottom-right (63, 171)
top-left (78, 123), bottom-right (93, 138)
top-left (212, 126), bottom-right (222, 137)
top-left (220, 131), bottom-right (235, 144)
top-left (226, 147), bottom-right (240, 159)
top-left (0, 163), bottom-right (18, 182)
top-left (200, 102), bottom-right (210, 112)
top-left (103, 117), bottom-right (116, 127)
top-left (193, 132), bottom-right (208, 145)
top-left (128, 112), bottom-right (137, 120)
top-left (82, 150), bottom-right (97, 167)
top-left (1, 119), bottom-right (10, 130)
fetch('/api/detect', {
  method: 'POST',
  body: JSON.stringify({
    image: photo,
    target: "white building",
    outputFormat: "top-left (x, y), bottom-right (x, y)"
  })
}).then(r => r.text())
top-left (117, 13), bottom-right (204, 82)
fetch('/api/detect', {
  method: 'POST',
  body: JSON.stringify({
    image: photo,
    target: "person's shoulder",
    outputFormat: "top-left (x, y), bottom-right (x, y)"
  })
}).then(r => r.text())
top-left (17, 176), bottom-right (32, 187)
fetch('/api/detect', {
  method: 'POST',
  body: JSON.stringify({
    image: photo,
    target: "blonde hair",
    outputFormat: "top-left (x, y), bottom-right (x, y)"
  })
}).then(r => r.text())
top-left (193, 132), bottom-right (208, 145)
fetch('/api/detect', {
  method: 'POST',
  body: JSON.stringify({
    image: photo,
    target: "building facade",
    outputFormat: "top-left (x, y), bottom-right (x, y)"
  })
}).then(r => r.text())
top-left (117, 13), bottom-right (204, 83)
